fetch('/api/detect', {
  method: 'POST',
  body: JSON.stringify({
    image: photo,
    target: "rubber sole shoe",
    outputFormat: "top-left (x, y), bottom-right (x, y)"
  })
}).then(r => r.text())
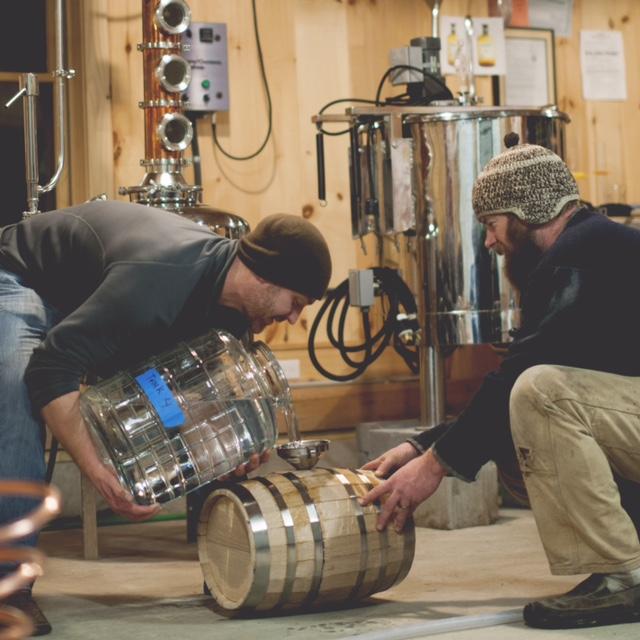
top-left (524, 574), bottom-right (640, 629)
top-left (2, 590), bottom-right (52, 636)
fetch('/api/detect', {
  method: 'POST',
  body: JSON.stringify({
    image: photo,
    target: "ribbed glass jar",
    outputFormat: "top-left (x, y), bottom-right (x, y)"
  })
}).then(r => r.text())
top-left (80, 330), bottom-right (292, 504)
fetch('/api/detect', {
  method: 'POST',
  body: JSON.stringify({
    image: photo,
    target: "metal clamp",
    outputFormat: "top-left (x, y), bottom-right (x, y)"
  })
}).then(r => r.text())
top-left (137, 41), bottom-right (182, 51)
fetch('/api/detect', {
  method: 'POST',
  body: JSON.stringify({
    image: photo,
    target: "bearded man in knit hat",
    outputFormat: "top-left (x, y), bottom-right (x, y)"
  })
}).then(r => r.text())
top-left (0, 200), bottom-right (331, 634)
top-left (362, 134), bottom-right (640, 630)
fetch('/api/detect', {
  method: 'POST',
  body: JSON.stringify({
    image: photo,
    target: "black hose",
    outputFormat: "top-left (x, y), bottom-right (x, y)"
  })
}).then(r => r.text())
top-left (308, 267), bottom-right (419, 381)
top-left (315, 131), bottom-right (326, 202)
top-left (211, 0), bottom-right (272, 161)
top-left (186, 112), bottom-right (202, 187)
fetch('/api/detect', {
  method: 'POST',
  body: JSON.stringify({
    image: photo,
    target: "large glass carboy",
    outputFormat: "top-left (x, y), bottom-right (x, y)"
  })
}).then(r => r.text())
top-left (79, 330), bottom-right (293, 505)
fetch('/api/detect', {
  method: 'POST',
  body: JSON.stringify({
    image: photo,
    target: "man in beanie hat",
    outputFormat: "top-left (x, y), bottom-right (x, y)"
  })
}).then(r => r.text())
top-left (362, 134), bottom-right (640, 630)
top-left (0, 201), bottom-right (331, 633)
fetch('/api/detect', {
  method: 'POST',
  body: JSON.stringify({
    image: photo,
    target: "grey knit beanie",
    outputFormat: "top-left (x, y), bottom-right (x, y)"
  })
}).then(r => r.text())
top-left (237, 214), bottom-right (332, 300)
top-left (472, 133), bottom-right (579, 225)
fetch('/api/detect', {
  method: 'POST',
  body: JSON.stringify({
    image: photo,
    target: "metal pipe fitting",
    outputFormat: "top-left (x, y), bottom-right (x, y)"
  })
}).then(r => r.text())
top-left (431, 0), bottom-right (442, 39)
top-left (155, 0), bottom-right (191, 35)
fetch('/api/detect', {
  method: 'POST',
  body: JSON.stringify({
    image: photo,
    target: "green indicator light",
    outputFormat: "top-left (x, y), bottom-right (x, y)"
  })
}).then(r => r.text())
top-left (201, 79), bottom-right (210, 89)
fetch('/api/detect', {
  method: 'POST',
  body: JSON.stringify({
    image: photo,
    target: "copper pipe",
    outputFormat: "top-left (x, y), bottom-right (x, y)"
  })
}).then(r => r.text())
top-left (0, 548), bottom-right (46, 600)
top-left (0, 606), bottom-right (33, 640)
top-left (0, 482), bottom-right (62, 545)
top-left (141, 0), bottom-right (187, 162)
top-left (0, 482), bottom-right (60, 639)
top-left (123, 0), bottom-right (251, 232)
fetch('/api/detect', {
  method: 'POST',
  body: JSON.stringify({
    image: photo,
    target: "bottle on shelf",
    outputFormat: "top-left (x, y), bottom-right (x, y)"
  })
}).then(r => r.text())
top-left (447, 23), bottom-right (459, 67)
top-left (478, 24), bottom-right (496, 67)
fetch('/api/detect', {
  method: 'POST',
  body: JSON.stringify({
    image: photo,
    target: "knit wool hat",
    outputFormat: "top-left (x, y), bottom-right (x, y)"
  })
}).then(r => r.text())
top-left (472, 134), bottom-right (579, 225)
top-left (237, 214), bottom-right (332, 300)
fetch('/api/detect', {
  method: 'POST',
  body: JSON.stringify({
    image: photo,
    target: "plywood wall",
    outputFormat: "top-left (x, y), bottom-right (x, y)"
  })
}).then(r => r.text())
top-left (556, 0), bottom-right (640, 206)
top-left (69, 0), bottom-right (640, 429)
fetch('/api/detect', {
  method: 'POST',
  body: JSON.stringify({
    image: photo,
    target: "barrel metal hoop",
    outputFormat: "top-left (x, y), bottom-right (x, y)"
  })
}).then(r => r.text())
top-left (355, 470), bottom-right (389, 596)
top-left (283, 472), bottom-right (324, 605)
top-left (396, 511), bottom-right (416, 586)
top-left (227, 483), bottom-right (271, 608)
top-left (327, 469), bottom-right (369, 601)
top-left (254, 477), bottom-right (297, 609)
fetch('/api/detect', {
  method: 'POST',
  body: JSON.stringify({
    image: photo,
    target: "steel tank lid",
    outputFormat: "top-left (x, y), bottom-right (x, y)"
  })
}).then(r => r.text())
top-left (406, 105), bottom-right (570, 123)
top-left (342, 104), bottom-right (569, 123)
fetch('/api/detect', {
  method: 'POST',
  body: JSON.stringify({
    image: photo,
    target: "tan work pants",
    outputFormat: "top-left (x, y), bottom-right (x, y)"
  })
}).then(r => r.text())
top-left (509, 364), bottom-right (640, 575)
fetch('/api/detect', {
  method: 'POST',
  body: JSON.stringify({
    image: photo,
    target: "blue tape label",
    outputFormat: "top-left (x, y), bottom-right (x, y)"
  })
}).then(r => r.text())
top-left (135, 368), bottom-right (185, 430)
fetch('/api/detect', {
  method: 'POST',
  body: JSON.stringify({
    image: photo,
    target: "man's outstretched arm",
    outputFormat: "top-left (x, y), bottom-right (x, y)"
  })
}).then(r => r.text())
top-left (41, 391), bottom-right (161, 521)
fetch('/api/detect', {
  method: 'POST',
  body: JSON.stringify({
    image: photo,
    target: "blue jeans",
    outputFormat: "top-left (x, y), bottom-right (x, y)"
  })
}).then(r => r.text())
top-left (0, 267), bottom-right (60, 571)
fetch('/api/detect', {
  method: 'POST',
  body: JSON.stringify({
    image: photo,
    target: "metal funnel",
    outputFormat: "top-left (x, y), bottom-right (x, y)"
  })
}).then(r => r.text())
top-left (276, 439), bottom-right (330, 471)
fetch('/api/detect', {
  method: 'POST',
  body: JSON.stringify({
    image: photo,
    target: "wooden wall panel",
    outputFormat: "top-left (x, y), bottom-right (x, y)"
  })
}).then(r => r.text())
top-left (68, 0), bottom-right (114, 204)
top-left (555, 0), bottom-right (640, 205)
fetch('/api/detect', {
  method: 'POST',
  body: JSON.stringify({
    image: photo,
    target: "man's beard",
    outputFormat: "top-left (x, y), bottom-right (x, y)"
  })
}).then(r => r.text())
top-left (503, 219), bottom-right (543, 293)
top-left (247, 283), bottom-right (277, 333)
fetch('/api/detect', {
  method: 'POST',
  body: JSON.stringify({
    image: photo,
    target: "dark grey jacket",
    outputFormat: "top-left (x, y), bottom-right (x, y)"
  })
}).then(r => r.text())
top-left (0, 201), bottom-right (243, 410)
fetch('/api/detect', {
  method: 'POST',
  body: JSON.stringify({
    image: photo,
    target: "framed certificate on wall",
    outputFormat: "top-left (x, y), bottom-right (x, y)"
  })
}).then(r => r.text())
top-left (494, 27), bottom-right (557, 106)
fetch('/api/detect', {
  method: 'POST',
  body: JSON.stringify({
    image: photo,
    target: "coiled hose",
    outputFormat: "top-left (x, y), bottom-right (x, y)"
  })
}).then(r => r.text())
top-left (308, 267), bottom-right (418, 381)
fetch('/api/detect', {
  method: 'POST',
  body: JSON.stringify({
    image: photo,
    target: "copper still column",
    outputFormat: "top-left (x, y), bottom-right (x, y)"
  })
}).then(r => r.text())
top-left (120, 0), bottom-right (248, 239)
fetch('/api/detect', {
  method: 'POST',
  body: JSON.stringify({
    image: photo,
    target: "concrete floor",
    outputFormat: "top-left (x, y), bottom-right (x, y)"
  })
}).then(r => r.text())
top-left (30, 508), bottom-right (638, 640)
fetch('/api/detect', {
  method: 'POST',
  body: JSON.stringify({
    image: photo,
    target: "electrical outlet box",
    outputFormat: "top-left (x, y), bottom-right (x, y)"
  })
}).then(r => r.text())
top-left (348, 269), bottom-right (375, 307)
top-left (388, 47), bottom-right (424, 85)
top-left (182, 22), bottom-right (229, 112)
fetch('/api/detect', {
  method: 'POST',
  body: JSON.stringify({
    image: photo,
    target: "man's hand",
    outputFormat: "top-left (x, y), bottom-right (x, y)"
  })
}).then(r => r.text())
top-left (218, 450), bottom-right (271, 481)
top-left (42, 391), bottom-right (160, 521)
top-left (91, 464), bottom-right (160, 521)
top-left (360, 448), bottom-right (447, 532)
top-left (362, 442), bottom-right (420, 478)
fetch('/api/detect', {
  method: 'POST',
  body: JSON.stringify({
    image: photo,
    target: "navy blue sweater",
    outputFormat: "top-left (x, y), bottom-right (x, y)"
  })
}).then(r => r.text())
top-left (412, 208), bottom-right (640, 480)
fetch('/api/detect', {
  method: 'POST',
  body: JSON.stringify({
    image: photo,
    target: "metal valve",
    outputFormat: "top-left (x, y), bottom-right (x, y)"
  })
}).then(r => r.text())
top-left (397, 312), bottom-right (420, 346)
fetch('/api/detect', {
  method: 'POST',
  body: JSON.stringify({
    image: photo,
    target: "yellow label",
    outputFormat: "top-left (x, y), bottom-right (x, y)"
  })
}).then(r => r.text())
top-left (478, 27), bottom-right (495, 67)
top-left (447, 25), bottom-right (458, 66)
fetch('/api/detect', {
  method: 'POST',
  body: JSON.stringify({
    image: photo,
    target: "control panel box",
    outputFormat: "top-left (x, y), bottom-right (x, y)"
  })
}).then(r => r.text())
top-left (348, 269), bottom-right (375, 308)
top-left (182, 22), bottom-right (229, 112)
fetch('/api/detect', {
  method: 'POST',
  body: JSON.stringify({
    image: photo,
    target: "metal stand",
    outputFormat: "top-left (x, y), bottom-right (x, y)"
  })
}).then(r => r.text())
top-left (4, 0), bottom-right (74, 217)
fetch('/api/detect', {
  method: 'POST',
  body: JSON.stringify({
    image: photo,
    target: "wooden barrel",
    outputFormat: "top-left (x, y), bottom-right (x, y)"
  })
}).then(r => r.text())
top-left (197, 467), bottom-right (415, 613)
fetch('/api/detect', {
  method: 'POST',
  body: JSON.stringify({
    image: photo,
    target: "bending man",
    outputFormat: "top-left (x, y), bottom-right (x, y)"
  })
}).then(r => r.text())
top-left (0, 200), bottom-right (331, 634)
